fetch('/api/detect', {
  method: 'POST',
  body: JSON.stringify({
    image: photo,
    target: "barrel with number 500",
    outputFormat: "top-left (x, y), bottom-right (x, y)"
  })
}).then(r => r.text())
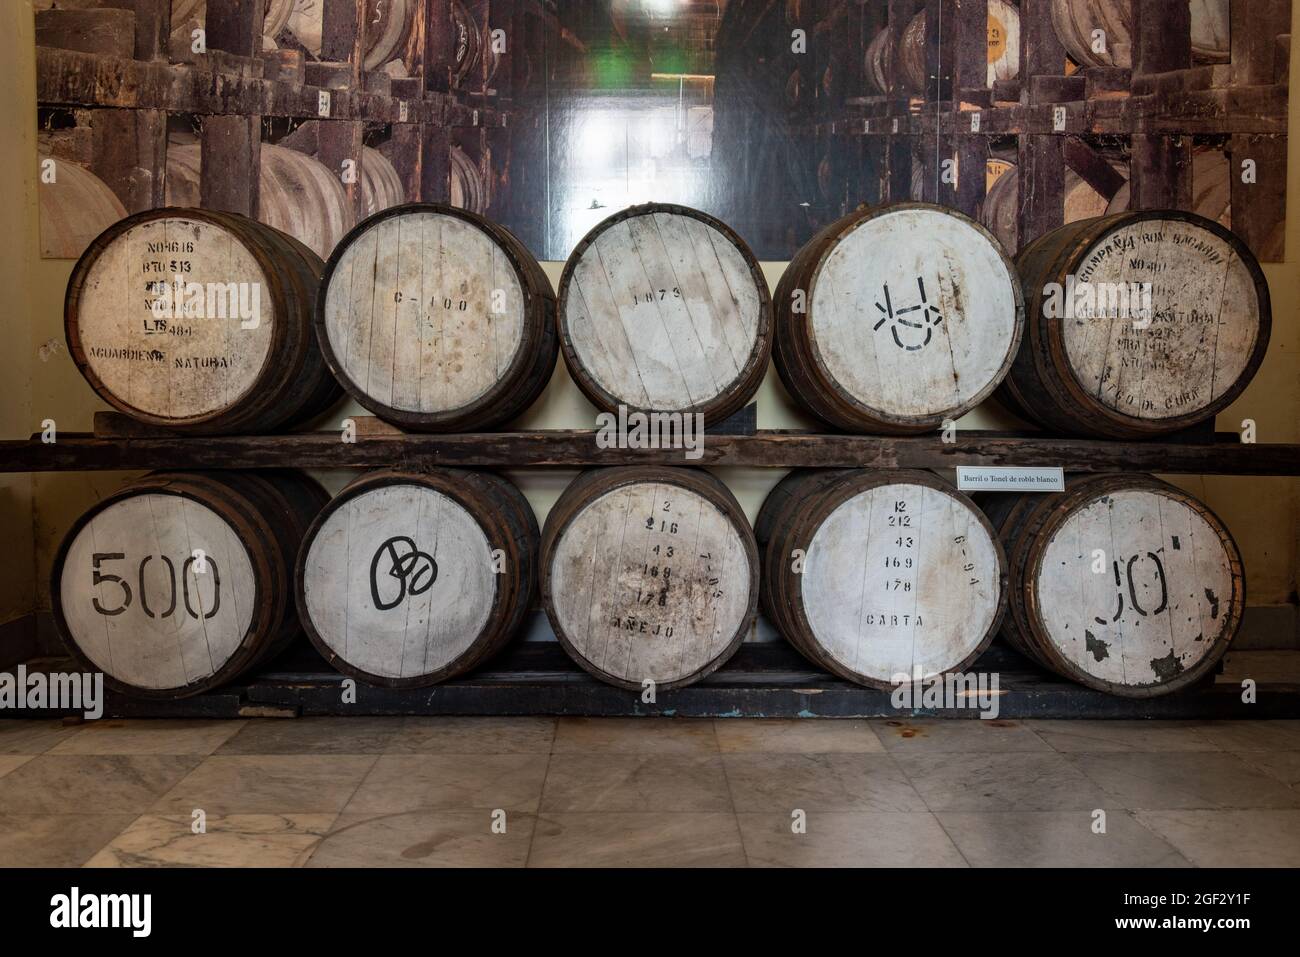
top-left (51, 470), bottom-right (328, 699)
top-left (295, 469), bottom-right (539, 687)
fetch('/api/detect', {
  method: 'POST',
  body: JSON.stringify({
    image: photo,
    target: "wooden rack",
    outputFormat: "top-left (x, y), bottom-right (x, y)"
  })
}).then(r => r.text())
top-left (795, 0), bottom-right (1290, 258)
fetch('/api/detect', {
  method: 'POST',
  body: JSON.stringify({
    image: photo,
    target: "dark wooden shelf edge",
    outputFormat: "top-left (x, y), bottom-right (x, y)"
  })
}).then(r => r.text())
top-left (2, 430), bottom-right (1297, 475)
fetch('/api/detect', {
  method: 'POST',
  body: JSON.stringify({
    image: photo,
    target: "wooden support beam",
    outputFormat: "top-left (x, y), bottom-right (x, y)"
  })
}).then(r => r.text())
top-left (131, 0), bottom-right (171, 61)
top-left (89, 108), bottom-right (167, 212)
top-left (205, 0), bottom-right (264, 57)
top-left (1230, 133), bottom-right (1288, 261)
top-left (1130, 133), bottom-right (1191, 209)
top-left (200, 114), bottom-right (261, 217)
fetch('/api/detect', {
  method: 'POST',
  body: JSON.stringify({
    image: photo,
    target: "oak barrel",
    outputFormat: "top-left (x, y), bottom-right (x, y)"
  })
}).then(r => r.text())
top-left (286, 0), bottom-right (414, 70)
top-left (896, 0), bottom-right (1020, 93)
top-left (540, 467), bottom-right (760, 691)
top-left (360, 145), bottom-right (406, 217)
top-left (982, 473), bottom-right (1244, 697)
top-left (296, 469), bottom-right (538, 687)
top-left (52, 469), bottom-right (327, 699)
top-left (316, 202), bottom-right (557, 432)
top-left (167, 141), bottom-right (350, 260)
top-left (557, 203), bottom-right (772, 424)
top-left (756, 469), bottom-right (1007, 689)
top-left (981, 158), bottom-right (1125, 254)
top-left (1000, 210), bottom-right (1271, 438)
top-left (774, 202), bottom-right (1024, 433)
top-left (66, 207), bottom-right (341, 433)
top-left (449, 145), bottom-right (488, 214)
top-left (37, 151), bottom-right (128, 260)
top-left (1049, 0), bottom-right (1229, 70)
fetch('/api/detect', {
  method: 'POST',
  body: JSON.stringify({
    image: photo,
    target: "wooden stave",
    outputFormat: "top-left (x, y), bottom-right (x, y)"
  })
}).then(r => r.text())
top-left (555, 202), bottom-right (774, 425)
top-left (999, 209), bottom-right (1272, 440)
top-left (294, 467), bottom-right (538, 688)
top-left (757, 468), bottom-right (1008, 689)
top-left (64, 206), bottom-right (338, 434)
top-left (51, 469), bottom-right (326, 699)
top-left (990, 473), bottom-right (1244, 698)
top-left (539, 466), bottom-right (760, 692)
top-left (314, 201), bottom-right (557, 433)
top-left (773, 201), bottom-right (1025, 434)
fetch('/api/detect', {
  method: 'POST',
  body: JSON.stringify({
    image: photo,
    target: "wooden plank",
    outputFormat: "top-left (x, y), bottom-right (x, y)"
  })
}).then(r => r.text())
top-left (3, 431), bottom-right (1298, 475)
top-left (35, 8), bottom-right (135, 58)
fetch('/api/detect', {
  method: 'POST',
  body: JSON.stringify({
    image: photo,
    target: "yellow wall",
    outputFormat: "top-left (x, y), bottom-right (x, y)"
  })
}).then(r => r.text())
top-left (5, 0), bottom-right (1298, 622)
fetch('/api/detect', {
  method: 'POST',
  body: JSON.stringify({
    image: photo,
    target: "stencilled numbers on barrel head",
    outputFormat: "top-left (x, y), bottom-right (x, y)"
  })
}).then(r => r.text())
top-left (58, 493), bottom-right (257, 691)
top-left (549, 482), bottom-right (752, 686)
top-left (1035, 489), bottom-right (1236, 686)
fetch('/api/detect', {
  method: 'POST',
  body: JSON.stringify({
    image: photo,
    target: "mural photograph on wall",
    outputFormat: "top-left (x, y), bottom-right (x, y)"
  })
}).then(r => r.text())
top-left (35, 0), bottom-right (1289, 263)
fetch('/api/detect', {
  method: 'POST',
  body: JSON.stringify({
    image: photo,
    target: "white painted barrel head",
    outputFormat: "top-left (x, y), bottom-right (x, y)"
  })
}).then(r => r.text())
top-left (801, 481), bottom-right (1003, 685)
top-left (560, 205), bottom-right (769, 415)
top-left (72, 215), bottom-right (275, 422)
top-left (320, 207), bottom-right (527, 419)
top-left (56, 492), bottom-right (257, 693)
top-left (300, 481), bottom-right (498, 684)
top-left (1031, 485), bottom-right (1241, 693)
top-left (547, 480), bottom-right (755, 689)
top-left (808, 205), bottom-right (1022, 425)
top-left (1062, 215), bottom-right (1265, 424)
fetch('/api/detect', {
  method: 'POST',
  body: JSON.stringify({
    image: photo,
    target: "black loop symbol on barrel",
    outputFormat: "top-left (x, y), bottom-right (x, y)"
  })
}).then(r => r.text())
top-left (369, 536), bottom-right (438, 611)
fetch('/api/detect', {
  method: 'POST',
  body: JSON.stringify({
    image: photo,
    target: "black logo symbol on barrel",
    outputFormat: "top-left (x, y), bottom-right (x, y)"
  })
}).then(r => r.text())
top-left (873, 277), bottom-right (944, 352)
top-left (369, 536), bottom-right (438, 610)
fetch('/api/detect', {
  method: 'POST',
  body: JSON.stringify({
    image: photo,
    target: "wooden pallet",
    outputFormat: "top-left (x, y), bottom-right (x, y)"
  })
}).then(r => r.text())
top-left (12, 643), bottom-right (1298, 720)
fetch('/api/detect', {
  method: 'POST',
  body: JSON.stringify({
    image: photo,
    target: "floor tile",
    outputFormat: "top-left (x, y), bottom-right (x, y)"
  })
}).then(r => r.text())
top-left (723, 753), bottom-right (927, 813)
top-left (0, 754), bottom-right (202, 813)
top-left (529, 813), bottom-right (745, 867)
top-left (0, 720), bottom-right (83, 754)
top-left (553, 717), bottom-right (718, 754)
top-left (388, 717), bottom-right (556, 754)
top-left (0, 814), bottom-right (138, 867)
top-left (714, 719), bottom-right (884, 753)
top-left (50, 719), bottom-right (246, 756)
top-left (896, 751), bottom-right (1110, 812)
top-left (1187, 721), bottom-right (1300, 752)
top-left (542, 753), bottom-right (732, 812)
top-left (1070, 752), bottom-right (1300, 810)
top-left (1026, 720), bottom-right (1219, 753)
top-left (345, 754), bottom-right (549, 814)
top-left (936, 811), bottom-right (1189, 867)
top-left (307, 811), bottom-right (534, 867)
top-left (1135, 810), bottom-right (1300, 867)
top-left (737, 812), bottom-right (966, 867)
top-left (873, 718), bottom-right (1051, 752)
top-left (152, 755), bottom-right (377, 815)
top-left (1232, 751), bottom-right (1300, 789)
top-left (215, 717), bottom-right (400, 754)
top-left (85, 813), bottom-right (335, 867)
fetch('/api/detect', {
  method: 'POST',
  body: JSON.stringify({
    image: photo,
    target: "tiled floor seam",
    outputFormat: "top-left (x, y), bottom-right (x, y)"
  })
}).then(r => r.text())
top-left (710, 720), bottom-right (750, 867)
top-left (297, 753), bottom-right (383, 867)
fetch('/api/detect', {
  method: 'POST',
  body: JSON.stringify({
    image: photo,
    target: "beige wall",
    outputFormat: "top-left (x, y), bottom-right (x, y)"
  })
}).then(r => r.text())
top-left (5, 0), bottom-right (1299, 619)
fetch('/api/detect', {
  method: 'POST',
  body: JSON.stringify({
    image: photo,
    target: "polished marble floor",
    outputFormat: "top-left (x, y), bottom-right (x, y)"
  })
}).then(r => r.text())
top-left (0, 716), bottom-right (1298, 867)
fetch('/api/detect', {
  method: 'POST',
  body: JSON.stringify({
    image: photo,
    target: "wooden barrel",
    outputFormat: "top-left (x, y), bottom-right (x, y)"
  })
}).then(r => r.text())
top-left (449, 145), bottom-right (488, 214)
top-left (52, 469), bottom-right (327, 699)
top-left (756, 469), bottom-right (1006, 689)
top-left (296, 469), bottom-right (537, 687)
top-left (65, 206), bottom-right (341, 433)
top-left (897, 1), bottom-right (1020, 94)
top-left (1050, 0), bottom-right (1229, 69)
top-left (37, 152), bottom-right (127, 260)
top-left (317, 202), bottom-right (557, 432)
top-left (983, 473), bottom-right (1244, 697)
top-left (1106, 148), bottom-right (1230, 226)
top-left (982, 158), bottom-right (1126, 253)
top-left (557, 203), bottom-right (772, 424)
top-left (170, 0), bottom-right (293, 60)
top-left (452, 0), bottom-right (481, 87)
top-left (540, 467), bottom-right (759, 691)
top-left (286, 0), bottom-right (413, 70)
top-left (167, 142), bottom-right (350, 259)
top-left (864, 28), bottom-right (892, 94)
top-left (359, 145), bottom-right (405, 217)
top-left (1000, 210), bottom-right (1271, 439)
top-left (774, 202), bottom-right (1024, 433)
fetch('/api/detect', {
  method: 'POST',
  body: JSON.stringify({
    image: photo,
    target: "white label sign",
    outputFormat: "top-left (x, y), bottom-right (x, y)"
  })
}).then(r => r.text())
top-left (956, 466), bottom-right (1065, 492)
